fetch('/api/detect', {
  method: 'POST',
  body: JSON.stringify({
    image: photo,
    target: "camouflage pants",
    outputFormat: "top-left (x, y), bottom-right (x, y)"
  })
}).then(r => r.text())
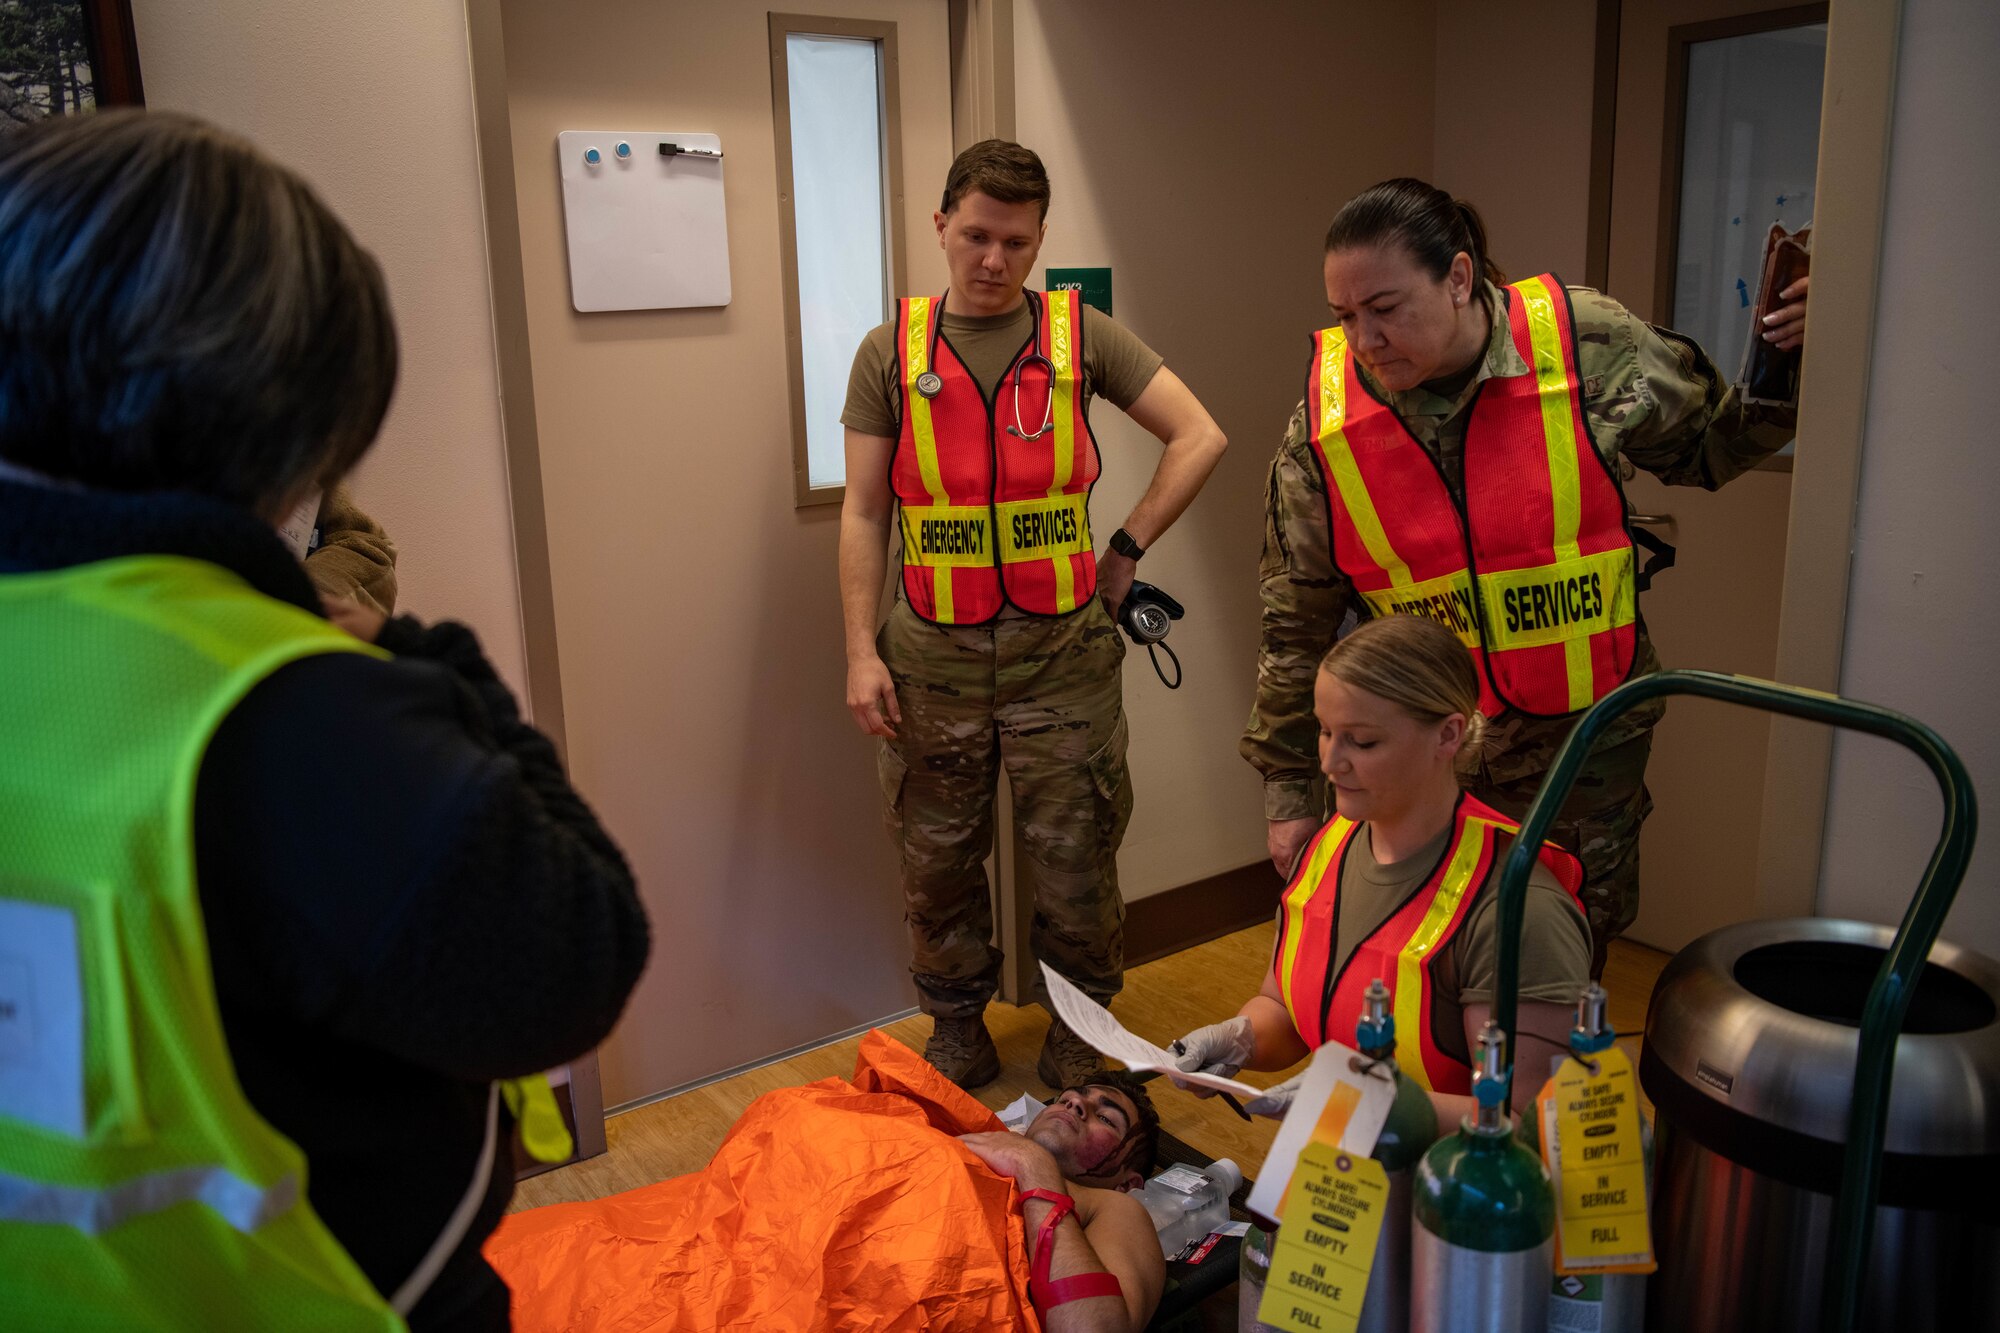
top-left (1468, 723), bottom-right (1656, 979)
top-left (876, 599), bottom-right (1133, 1019)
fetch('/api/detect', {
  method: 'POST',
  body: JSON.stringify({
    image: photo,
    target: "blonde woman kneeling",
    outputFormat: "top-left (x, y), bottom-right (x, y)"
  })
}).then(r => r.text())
top-left (1174, 614), bottom-right (1590, 1126)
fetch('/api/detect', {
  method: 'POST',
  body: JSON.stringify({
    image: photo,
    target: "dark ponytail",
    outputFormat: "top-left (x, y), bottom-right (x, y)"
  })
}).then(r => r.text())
top-left (1324, 178), bottom-right (1506, 286)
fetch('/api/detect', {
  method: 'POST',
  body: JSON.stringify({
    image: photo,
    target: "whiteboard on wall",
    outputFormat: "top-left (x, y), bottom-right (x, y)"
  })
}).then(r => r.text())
top-left (556, 131), bottom-right (731, 312)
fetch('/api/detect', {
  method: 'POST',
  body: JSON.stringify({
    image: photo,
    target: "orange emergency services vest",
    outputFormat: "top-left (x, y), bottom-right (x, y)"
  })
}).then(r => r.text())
top-left (1271, 794), bottom-right (1586, 1094)
top-left (1306, 273), bottom-right (1639, 719)
top-left (893, 288), bottom-right (1100, 623)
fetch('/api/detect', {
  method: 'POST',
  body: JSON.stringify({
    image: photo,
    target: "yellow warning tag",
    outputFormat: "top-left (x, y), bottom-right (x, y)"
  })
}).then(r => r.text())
top-left (1537, 1046), bottom-right (1655, 1273)
top-left (1255, 1142), bottom-right (1389, 1332)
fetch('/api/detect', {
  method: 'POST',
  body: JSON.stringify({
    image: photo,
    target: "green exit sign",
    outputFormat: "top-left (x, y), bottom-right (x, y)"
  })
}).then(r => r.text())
top-left (1046, 267), bottom-right (1112, 317)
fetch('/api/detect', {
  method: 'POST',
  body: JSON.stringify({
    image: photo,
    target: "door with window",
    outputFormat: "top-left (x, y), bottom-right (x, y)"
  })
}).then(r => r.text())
top-left (1600, 1), bottom-right (1828, 952)
top-left (490, 0), bottom-right (954, 1117)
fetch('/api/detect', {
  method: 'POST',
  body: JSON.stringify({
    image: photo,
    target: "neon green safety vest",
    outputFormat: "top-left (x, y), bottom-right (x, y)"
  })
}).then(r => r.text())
top-left (0, 554), bottom-right (412, 1330)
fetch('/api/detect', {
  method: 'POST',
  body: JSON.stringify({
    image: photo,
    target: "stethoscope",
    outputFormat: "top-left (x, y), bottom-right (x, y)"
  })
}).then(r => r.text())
top-left (913, 291), bottom-right (1056, 441)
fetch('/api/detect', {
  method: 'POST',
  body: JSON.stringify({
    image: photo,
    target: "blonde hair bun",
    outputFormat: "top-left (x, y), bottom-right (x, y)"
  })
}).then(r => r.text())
top-left (1320, 615), bottom-right (1484, 746)
top-left (1462, 708), bottom-right (1488, 757)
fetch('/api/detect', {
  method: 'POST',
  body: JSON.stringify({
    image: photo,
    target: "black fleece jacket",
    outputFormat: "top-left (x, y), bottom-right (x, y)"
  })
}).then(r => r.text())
top-left (0, 479), bottom-right (651, 1331)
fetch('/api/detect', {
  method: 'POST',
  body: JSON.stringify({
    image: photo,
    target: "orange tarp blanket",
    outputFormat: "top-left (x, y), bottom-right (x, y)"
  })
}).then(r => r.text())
top-left (486, 1030), bottom-right (1042, 1331)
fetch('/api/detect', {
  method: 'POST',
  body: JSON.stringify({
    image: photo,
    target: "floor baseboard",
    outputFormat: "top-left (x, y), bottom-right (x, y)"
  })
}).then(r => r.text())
top-left (1125, 860), bottom-right (1283, 969)
top-left (561, 871), bottom-right (1279, 1156)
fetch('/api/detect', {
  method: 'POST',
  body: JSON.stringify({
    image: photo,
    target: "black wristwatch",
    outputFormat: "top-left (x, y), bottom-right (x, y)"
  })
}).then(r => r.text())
top-left (1109, 527), bottom-right (1146, 561)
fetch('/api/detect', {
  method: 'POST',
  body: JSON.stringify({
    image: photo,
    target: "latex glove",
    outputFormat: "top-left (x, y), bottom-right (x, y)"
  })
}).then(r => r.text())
top-left (1244, 1073), bottom-right (1304, 1119)
top-left (1168, 1015), bottom-right (1256, 1097)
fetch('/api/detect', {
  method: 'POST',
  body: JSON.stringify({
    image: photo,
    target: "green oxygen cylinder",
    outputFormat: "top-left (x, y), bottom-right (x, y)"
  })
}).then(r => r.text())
top-left (1409, 1022), bottom-right (1554, 1332)
top-left (1544, 983), bottom-right (1648, 1333)
top-left (1354, 977), bottom-right (1436, 1333)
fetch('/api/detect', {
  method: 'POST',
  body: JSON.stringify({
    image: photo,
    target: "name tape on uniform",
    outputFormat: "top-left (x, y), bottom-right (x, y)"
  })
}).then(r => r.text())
top-left (1478, 548), bottom-right (1635, 652)
top-left (1358, 571), bottom-right (1480, 649)
top-left (1536, 1046), bottom-right (1655, 1273)
top-left (902, 495), bottom-right (1090, 569)
top-left (902, 506), bottom-right (991, 568)
top-left (997, 495), bottom-right (1090, 561)
top-left (1005, 506), bottom-right (1080, 557)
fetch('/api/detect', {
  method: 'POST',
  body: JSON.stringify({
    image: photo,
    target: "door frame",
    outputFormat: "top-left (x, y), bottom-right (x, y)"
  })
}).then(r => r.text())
top-left (458, 0), bottom-right (1003, 1139)
top-left (461, 0), bottom-right (604, 1167)
top-left (1584, 0), bottom-right (1906, 920)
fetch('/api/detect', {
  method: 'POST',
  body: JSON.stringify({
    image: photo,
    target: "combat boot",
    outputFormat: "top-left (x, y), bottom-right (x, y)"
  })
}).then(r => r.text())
top-left (1036, 1016), bottom-right (1104, 1090)
top-left (924, 1014), bottom-right (1001, 1090)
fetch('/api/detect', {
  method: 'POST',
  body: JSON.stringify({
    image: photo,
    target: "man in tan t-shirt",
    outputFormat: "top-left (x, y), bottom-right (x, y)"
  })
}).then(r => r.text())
top-left (838, 140), bottom-right (1227, 1092)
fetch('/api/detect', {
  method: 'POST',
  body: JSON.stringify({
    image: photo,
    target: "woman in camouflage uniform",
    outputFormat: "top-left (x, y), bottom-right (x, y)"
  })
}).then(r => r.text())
top-left (1241, 178), bottom-right (1807, 974)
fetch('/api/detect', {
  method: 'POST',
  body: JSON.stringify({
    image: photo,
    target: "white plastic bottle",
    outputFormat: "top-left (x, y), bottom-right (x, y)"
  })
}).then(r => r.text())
top-left (1133, 1158), bottom-right (1243, 1259)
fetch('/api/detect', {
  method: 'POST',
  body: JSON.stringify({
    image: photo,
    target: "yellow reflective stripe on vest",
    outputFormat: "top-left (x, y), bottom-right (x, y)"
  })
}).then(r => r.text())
top-left (1319, 331), bottom-right (1415, 589)
top-left (904, 296), bottom-right (954, 620)
top-left (1047, 293), bottom-right (1080, 612)
top-left (901, 504), bottom-right (993, 568)
top-left (902, 497), bottom-right (1088, 569)
top-left (0, 1163), bottom-right (298, 1235)
top-left (1392, 820), bottom-right (1495, 1094)
top-left (1356, 570), bottom-right (1482, 649)
top-left (1476, 546), bottom-right (1636, 651)
top-left (500, 1075), bottom-right (574, 1165)
top-left (1276, 818), bottom-right (1352, 1031)
top-left (997, 493), bottom-right (1089, 563)
top-left (1516, 275), bottom-right (1593, 711)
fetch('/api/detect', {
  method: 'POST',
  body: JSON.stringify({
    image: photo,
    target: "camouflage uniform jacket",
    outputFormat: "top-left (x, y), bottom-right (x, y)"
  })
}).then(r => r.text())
top-left (1244, 281), bottom-right (1797, 821)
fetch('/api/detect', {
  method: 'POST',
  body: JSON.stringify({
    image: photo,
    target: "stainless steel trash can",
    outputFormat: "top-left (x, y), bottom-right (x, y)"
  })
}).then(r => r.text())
top-left (1642, 917), bottom-right (2000, 1331)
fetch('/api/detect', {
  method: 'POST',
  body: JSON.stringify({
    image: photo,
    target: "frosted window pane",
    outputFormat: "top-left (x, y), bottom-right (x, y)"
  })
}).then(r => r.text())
top-left (1672, 24), bottom-right (1826, 381)
top-left (788, 34), bottom-right (888, 490)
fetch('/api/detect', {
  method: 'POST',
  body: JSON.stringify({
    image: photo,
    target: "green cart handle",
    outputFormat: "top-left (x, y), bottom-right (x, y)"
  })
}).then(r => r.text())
top-left (1489, 668), bottom-right (1976, 1333)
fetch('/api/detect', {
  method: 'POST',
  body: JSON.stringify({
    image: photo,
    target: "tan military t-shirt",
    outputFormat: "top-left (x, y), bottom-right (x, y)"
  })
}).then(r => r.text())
top-left (841, 295), bottom-right (1163, 440)
top-left (1327, 820), bottom-right (1591, 1066)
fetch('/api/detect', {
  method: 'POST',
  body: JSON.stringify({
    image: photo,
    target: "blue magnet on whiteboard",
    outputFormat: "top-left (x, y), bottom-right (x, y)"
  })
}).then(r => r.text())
top-left (583, 146), bottom-right (602, 167)
top-left (615, 141), bottom-right (632, 160)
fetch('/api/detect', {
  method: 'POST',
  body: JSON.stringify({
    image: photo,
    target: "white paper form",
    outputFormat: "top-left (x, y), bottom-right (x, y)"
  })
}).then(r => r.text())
top-left (1038, 961), bottom-right (1261, 1099)
top-left (1244, 1039), bottom-right (1397, 1221)
top-left (277, 490), bottom-right (320, 560)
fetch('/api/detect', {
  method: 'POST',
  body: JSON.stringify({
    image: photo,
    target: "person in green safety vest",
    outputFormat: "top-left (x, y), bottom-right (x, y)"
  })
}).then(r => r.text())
top-left (0, 110), bottom-right (651, 1331)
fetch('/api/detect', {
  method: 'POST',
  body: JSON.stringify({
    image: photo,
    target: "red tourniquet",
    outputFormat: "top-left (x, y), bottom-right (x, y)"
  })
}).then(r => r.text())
top-left (1020, 1188), bottom-right (1126, 1312)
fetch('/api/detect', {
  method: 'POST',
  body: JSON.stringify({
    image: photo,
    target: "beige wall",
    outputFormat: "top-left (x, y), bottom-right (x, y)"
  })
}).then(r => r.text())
top-left (130, 0), bottom-right (530, 696)
top-left (1818, 0), bottom-right (1999, 956)
top-left (495, 0), bottom-right (956, 1106)
top-left (1012, 0), bottom-right (1438, 896)
top-left (1433, 0), bottom-right (1598, 283)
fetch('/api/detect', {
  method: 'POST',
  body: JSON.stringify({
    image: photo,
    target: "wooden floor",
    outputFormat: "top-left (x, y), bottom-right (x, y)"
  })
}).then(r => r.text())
top-left (514, 927), bottom-right (1669, 1212)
